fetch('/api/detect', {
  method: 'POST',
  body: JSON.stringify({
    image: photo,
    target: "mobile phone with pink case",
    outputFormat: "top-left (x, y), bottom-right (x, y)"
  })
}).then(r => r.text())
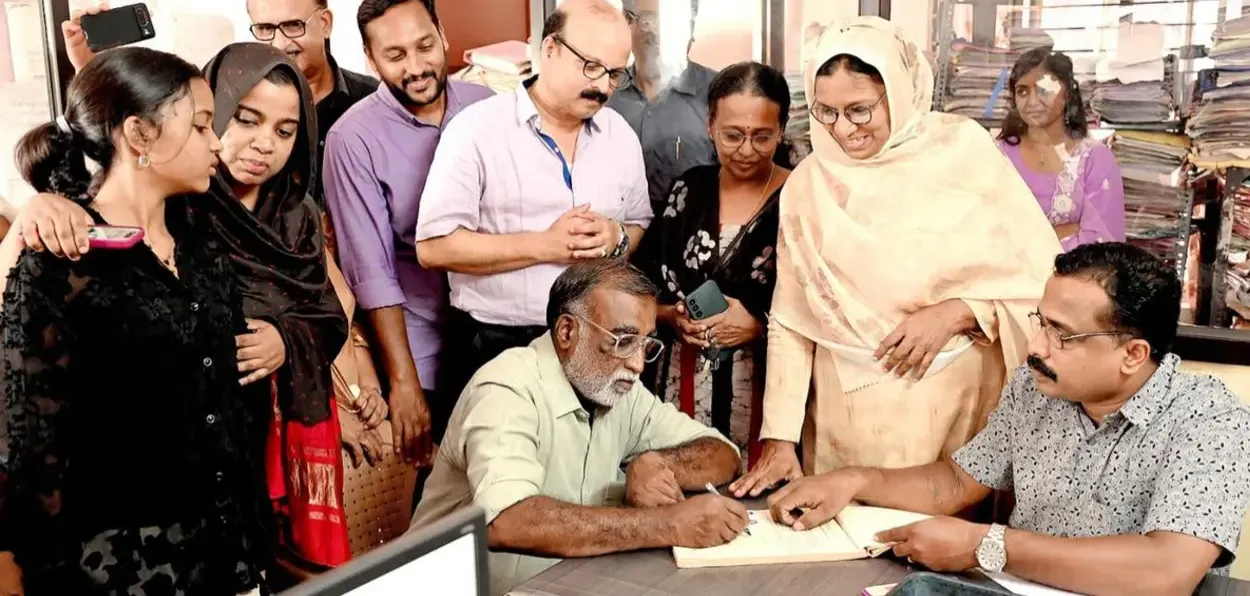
top-left (87, 225), bottom-right (145, 249)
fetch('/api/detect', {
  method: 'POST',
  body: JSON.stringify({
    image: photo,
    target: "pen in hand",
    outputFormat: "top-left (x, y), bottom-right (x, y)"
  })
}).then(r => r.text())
top-left (706, 482), bottom-right (751, 536)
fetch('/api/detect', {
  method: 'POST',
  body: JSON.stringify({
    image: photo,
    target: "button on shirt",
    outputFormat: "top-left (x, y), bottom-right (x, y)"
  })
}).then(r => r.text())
top-left (414, 79), bottom-right (653, 327)
top-left (312, 56), bottom-right (379, 203)
top-left (409, 333), bottom-right (734, 595)
top-left (606, 62), bottom-right (718, 210)
top-left (323, 80), bottom-right (495, 389)
top-left (953, 355), bottom-right (1250, 571)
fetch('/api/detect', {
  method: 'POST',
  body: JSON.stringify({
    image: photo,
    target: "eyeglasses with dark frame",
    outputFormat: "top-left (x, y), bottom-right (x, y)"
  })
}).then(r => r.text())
top-left (1028, 311), bottom-right (1126, 350)
top-left (810, 93), bottom-right (886, 126)
top-left (553, 36), bottom-right (632, 89)
top-left (716, 128), bottom-right (781, 154)
top-left (573, 314), bottom-right (665, 363)
top-left (249, 8), bottom-right (324, 42)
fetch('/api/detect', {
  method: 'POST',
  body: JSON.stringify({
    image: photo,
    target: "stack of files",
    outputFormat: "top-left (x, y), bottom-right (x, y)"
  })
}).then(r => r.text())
top-left (1189, 16), bottom-right (1250, 163)
top-left (1223, 182), bottom-right (1250, 319)
top-left (941, 40), bottom-right (1018, 126)
top-left (455, 40), bottom-right (531, 93)
top-left (786, 71), bottom-right (812, 164)
top-left (940, 30), bottom-right (1053, 127)
top-left (1007, 28), bottom-right (1054, 52)
top-left (1090, 81), bottom-right (1175, 129)
top-left (1112, 131), bottom-right (1191, 267)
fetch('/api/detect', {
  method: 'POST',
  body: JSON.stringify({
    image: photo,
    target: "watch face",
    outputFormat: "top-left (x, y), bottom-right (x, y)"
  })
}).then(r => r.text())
top-left (977, 541), bottom-right (1006, 572)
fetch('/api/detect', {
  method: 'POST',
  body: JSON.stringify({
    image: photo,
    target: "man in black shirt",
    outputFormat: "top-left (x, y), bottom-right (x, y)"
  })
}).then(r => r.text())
top-left (607, 0), bottom-right (718, 212)
top-left (247, 0), bottom-right (379, 201)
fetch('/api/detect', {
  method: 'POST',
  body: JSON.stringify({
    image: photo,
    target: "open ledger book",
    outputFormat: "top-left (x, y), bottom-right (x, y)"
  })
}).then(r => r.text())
top-left (673, 506), bottom-right (932, 568)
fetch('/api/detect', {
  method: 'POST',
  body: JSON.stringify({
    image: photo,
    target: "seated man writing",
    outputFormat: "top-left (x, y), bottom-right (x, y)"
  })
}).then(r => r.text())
top-left (769, 242), bottom-right (1250, 596)
top-left (410, 260), bottom-right (747, 595)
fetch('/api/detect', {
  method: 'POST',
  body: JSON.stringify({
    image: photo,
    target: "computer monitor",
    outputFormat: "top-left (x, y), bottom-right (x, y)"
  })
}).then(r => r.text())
top-left (282, 506), bottom-right (489, 596)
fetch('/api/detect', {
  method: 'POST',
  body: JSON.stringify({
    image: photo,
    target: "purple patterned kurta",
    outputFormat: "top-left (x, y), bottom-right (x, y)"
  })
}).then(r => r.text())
top-left (999, 139), bottom-right (1126, 252)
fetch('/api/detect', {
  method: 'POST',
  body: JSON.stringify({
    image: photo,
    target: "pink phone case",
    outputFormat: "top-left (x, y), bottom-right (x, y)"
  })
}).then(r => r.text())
top-left (87, 226), bottom-right (145, 249)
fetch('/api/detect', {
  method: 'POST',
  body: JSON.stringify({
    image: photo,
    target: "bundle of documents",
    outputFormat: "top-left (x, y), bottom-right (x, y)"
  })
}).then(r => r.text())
top-left (454, 40), bottom-right (531, 93)
top-left (938, 30), bottom-right (1054, 127)
top-left (673, 506), bottom-right (929, 568)
top-left (1089, 81), bottom-right (1175, 129)
top-left (1189, 16), bottom-right (1250, 163)
top-left (785, 71), bottom-right (812, 165)
top-left (1221, 180), bottom-right (1250, 319)
top-left (940, 41), bottom-right (1018, 126)
top-left (1111, 131), bottom-right (1191, 269)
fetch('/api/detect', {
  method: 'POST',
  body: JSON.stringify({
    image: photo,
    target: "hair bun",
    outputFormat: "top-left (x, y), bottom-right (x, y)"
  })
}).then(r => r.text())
top-left (15, 120), bottom-right (92, 200)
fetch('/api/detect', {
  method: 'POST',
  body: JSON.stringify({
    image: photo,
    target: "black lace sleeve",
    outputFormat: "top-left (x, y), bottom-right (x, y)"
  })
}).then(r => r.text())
top-left (0, 251), bottom-right (74, 568)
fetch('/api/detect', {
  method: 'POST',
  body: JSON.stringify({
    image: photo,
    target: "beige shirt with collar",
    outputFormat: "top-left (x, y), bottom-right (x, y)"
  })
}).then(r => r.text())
top-left (410, 333), bottom-right (735, 595)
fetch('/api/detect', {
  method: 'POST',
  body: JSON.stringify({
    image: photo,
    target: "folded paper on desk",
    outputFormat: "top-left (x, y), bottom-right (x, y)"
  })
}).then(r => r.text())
top-left (672, 506), bottom-right (931, 568)
top-left (985, 571), bottom-right (1085, 596)
top-left (862, 584), bottom-right (897, 596)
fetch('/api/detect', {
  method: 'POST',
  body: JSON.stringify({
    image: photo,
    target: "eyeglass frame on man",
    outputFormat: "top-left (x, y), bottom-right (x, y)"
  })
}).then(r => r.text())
top-left (715, 127), bottom-right (782, 154)
top-left (1028, 311), bottom-right (1129, 350)
top-left (570, 313), bottom-right (665, 363)
top-left (552, 35), bottom-right (632, 89)
top-left (248, 7), bottom-right (324, 42)
top-left (810, 93), bottom-right (886, 126)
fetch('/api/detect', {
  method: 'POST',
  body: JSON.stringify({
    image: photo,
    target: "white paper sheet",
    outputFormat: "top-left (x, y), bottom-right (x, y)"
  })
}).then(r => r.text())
top-left (985, 571), bottom-right (1085, 596)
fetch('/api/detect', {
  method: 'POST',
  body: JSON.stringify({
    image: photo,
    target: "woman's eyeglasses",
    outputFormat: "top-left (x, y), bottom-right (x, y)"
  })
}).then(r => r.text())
top-left (716, 129), bottom-right (781, 154)
top-left (554, 36), bottom-right (632, 89)
top-left (574, 314), bottom-right (665, 362)
top-left (249, 8), bottom-right (323, 42)
top-left (810, 94), bottom-right (886, 126)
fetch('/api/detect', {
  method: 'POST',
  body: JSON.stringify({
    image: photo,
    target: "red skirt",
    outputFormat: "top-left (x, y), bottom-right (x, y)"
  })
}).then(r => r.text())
top-left (264, 377), bottom-right (351, 567)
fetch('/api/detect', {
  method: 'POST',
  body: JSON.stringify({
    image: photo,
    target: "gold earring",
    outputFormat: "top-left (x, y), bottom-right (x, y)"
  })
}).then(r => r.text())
top-left (137, 154), bottom-right (150, 169)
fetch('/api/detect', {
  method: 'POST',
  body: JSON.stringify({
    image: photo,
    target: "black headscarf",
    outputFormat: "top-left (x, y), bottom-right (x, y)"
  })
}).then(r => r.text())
top-left (201, 43), bottom-right (346, 425)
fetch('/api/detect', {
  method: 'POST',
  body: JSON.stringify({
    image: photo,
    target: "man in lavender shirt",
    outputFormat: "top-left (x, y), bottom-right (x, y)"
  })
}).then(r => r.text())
top-left (415, 0), bottom-right (652, 407)
top-left (323, 0), bottom-right (493, 459)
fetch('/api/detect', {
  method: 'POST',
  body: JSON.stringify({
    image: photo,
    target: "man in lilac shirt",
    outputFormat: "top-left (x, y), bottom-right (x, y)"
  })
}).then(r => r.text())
top-left (415, 0), bottom-right (652, 409)
top-left (323, 0), bottom-right (492, 459)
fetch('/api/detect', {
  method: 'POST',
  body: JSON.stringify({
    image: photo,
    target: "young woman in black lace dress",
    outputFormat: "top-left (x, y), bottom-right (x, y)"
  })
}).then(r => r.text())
top-left (0, 47), bottom-right (272, 595)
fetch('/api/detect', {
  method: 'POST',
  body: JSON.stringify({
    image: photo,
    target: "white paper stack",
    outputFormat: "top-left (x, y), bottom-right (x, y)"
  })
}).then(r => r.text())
top-left (1189, 15), bottom-right (1250, 162)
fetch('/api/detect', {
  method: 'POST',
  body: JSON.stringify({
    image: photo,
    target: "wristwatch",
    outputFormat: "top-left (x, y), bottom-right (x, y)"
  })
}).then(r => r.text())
top-left (608, 220), bottom-right (630, 258)
top-left (976, 523), bottom-right (1007, 573)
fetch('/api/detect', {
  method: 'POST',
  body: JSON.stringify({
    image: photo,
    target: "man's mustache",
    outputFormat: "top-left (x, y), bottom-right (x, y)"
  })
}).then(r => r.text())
top-left (1027, 355), bottom-right (1058, 382)
top-left (580, 89), bottom-right (609, 104)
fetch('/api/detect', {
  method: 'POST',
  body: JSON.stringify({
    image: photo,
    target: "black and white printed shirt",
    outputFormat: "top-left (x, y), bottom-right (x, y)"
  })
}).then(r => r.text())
top-left (953, 354), bottom-right (1250, 572)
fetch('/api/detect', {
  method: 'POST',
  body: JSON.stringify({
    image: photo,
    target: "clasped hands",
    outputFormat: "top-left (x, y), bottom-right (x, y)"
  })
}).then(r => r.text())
top-left (545, 205), bottom-right (624, 262)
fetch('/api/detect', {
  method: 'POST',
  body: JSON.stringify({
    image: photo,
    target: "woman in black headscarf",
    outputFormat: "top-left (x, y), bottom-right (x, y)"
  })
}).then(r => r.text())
top-left (201, 42), bottom-right (351, 567)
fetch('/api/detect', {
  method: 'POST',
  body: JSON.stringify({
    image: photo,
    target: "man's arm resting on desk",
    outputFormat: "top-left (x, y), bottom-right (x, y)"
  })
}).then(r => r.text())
top-left (1002, 529), bottom-right (1220, 596)
top-left (488, 496), bottom-right (674, 558)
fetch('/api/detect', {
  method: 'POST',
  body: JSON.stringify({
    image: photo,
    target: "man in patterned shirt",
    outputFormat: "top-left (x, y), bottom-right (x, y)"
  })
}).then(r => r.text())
top-left (766, 242), bottom-right (1250, 595)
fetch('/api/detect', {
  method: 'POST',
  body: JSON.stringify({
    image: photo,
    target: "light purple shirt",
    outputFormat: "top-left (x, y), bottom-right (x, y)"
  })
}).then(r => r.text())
top-left (999, 139), bottom-right (1126, 252)
top-left (323, 80), bottom-right (495, 390)
top-left (414, 80), bottom-right (653, 327)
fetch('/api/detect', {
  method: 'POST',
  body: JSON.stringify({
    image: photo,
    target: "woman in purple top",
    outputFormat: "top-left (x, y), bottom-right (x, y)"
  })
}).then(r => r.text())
top-left (998, 48), bottom-right (1125, 251)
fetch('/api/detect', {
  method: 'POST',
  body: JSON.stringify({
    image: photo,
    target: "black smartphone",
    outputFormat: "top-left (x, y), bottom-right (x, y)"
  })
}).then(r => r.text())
top-left (683, 280), bottom-right (730, 321)
top-left (80, 3), bottom-right (156, 52)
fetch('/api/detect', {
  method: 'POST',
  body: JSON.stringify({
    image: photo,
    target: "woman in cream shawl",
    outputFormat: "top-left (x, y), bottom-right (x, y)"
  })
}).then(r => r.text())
top-left (731, 17), bottom-right (1061, 495)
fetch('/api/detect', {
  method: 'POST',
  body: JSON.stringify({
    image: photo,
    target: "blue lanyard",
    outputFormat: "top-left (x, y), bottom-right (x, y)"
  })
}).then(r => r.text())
top-left (537, 131), bottom-right (574, 191)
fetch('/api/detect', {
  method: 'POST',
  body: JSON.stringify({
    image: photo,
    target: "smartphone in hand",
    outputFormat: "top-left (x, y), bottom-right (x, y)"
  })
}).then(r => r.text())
top-left (683, 279), bottom-right (730, 321)
top-left (80, 3), bottom-right (155, 52)
top-left (88, 225), bottom-right (144, 250)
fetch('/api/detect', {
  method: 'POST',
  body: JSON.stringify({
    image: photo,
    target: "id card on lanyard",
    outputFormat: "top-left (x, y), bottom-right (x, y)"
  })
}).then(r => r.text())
top-left (537, 130), bottom-right (574, 196)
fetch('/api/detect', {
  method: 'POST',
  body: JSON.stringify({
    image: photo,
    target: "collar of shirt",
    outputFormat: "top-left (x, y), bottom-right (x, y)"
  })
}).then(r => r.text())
top-left (1066, 353), bottom-right (1180, 432)
top-left (616, 60), bottom-right (715, 101)
top-left (516, 76), bottom-right (602, 135)
top-left (327, 54), bottom-right (352, 98)
top-left (377, 78), bottom-right (466, 128)
top-left (534, 332), bottom-right (590, 419)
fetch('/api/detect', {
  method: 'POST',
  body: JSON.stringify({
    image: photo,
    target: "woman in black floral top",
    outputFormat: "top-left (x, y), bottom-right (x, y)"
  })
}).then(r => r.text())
top-left (0, 47), bottom-right (272, 595)
top-left (631, 62), bottom-right (791, 469)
